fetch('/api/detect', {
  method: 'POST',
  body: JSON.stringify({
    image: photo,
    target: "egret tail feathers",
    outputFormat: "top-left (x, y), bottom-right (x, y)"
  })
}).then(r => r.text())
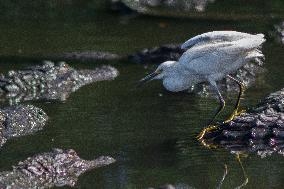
top-left (233, 34), bottom-right (265, 51)
top-left (245, 50), bottom-right (265, 66)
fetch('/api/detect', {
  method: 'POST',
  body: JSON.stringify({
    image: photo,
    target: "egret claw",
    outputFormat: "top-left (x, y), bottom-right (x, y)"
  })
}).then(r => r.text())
top-left (197, 125), bottom-right (218, 140)
top-left (224, 109), bottom-right (246, 123)
top-left (199, 139), bottom-right (218, 149)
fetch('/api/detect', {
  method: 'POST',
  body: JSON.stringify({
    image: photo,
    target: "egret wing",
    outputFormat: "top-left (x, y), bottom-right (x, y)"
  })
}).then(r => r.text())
top-left (181, 31), bottom-right (262, 49)
top-left (179, 42), bottom-right (234, 65)
top-left (178, 35), bottom-right (265, 74)
top-left (179, 43), bottom-right (243, 75)
top-left (179, 34), bottom-right (265, 65)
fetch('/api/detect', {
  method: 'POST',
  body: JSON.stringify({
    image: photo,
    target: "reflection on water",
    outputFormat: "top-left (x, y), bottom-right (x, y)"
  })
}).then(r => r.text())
top-left (0, 1), bottom-right (284, 189)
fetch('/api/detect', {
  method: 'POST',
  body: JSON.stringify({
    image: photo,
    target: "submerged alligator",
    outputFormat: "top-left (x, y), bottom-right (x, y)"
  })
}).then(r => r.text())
top-left (0, 148), bottom-right (116, 188)
top-left (0, 104), bottom-right (48, 148)
top-left (54, 51), bottom-right (121, 62)
top-left (53, 44), bottom-right (183, 63)
top-left (0, 61), bottom-right (119, 104)
top-left (200, 88), bottom-right (284, 158)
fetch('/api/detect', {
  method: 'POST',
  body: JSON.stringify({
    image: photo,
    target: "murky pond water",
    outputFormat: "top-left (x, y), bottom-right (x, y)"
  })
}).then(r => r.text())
top-left (0, 1), bottom-right (284, 189)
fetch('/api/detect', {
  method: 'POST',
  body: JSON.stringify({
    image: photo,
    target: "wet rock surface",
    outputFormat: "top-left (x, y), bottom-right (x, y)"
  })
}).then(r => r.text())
top-left (201, 88), bottom-right (284, 158)
top-left (0, 104), bottom-right (48, 148)
top-left (0, 148), bottom-right (116, 189)
top-left (0, 61), bottom-right (119, 104)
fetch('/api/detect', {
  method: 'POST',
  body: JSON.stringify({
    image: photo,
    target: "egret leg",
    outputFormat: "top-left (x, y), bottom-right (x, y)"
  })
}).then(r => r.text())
top-left (225, 75), bottom-right (245, 122)
top-left (217, 164), bottom-right (228, 189)
top-left (208, 80), bottom-right (226, 125)
top-left (197, 80), bottom-right (225, 140)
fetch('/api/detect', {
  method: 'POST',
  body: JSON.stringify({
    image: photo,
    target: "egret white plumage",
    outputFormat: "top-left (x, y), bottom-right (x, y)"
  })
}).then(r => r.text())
top-left (139, 31), bottom-right (266, 137)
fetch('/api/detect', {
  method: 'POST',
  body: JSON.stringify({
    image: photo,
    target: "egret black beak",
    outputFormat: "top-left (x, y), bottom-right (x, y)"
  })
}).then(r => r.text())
top-left (137, 71), bottom-right (159, 87)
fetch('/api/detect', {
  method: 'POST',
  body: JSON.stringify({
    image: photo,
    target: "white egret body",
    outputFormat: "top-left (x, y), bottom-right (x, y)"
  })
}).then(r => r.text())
top-left (139, 31), bottom-right (266, 125)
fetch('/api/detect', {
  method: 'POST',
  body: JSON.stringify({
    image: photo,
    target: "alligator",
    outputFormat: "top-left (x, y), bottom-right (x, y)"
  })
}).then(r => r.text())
top-left (0, 104), bottom-right (48, 148)
top-left (50, 44), bottom-right (182, 63)
top-left (200, 88), bottom-right (284, 158)
top-left (0, 61), bottom-right (119, 104)
top-left (112, 0), bottom-right (215, 14)
top-left (53, 51), bottom-right (121, 62)
top-left (110, 0), bottom-right (284, 19)
top-left (128, 44), bottom-right (184, 64)
top-left (0, 148), bottom-right (116, 189)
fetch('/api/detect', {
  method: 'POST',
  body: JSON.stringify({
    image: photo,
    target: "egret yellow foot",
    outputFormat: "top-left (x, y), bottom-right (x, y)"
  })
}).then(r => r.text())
top-left (224, 109), bottom-right (246, 123)
top-left (197, 125), bottom-right (218, 140)
top-left (199, 139), bottom-right (218, 149)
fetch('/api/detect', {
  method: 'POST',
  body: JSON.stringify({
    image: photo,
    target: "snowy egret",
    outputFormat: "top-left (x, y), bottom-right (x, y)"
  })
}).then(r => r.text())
top-left (139, 31), bottom-right (265, 137)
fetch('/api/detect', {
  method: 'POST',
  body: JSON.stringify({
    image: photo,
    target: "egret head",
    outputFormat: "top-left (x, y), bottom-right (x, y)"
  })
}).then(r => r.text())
top-left (138, 61), bottom-right (177, 86)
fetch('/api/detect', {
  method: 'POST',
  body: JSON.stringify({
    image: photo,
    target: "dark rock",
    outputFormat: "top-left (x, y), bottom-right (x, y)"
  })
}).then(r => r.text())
top-left (200, 88), bottom-right (284, 158)
top-left (0, 149), bottom-right (115, 188)
top-left (0, 61), bottom-right (119, 104)
top-left (0, 104), bottom-right (48, 149)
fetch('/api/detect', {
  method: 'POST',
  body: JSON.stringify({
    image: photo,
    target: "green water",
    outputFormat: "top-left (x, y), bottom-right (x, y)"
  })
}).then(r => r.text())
top-left (0, 1), bottom-right (284, 189)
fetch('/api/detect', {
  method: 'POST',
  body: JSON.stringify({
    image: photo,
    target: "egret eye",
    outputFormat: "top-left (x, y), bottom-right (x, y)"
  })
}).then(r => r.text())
top-left (156, 69), bottom-right (162, 74)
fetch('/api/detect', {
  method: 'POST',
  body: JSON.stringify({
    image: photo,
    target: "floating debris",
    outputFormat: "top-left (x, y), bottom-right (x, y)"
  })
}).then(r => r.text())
top-left (0, 148), bottom-right (116, 188)
top-left (0, 61), bottom-right (119, 104)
